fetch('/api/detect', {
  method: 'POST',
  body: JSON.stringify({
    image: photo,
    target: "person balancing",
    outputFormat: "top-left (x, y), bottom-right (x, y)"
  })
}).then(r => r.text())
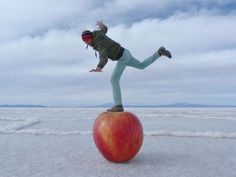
top-left (81, 20), bottom-right (172, 112)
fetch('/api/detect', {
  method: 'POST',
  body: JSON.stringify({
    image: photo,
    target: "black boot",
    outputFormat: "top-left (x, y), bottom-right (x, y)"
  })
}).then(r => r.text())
top-left (107, 105), bottom-right (124, 112)
top-left (158, 46), bottom-right (172, 58)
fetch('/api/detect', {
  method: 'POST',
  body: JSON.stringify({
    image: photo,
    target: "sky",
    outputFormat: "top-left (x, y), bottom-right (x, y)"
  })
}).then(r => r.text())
top-left (0, 0), bottom-right (236, 106)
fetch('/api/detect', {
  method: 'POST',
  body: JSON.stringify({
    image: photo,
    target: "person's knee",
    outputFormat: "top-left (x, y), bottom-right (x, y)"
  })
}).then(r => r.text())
top-left (110, 76), bottom-right (120, 86)
top-left (138, 64), bottom-right (145, 70)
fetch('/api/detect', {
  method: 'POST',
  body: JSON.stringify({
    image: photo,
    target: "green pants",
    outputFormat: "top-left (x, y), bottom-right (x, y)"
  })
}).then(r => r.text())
top-left (111, 49), bottom-right (160, 105)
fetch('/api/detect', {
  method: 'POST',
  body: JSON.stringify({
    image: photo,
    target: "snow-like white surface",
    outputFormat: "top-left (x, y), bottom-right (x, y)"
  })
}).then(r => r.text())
top-left (0, 108), bottom-right (236, 177)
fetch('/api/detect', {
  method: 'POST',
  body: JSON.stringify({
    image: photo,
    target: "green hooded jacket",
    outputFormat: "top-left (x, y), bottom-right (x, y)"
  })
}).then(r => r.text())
top-left (92, 25), bottom-right (124, 69)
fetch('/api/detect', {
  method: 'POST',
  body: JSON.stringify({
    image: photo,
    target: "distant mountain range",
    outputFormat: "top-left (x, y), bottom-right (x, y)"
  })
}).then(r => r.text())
top-left (0, 104), bottom-right (47, 108)
top-left (155, 103), bottom-right (236, 108)
top-left (0, 103), bottom-right (236, 108)
top-left (94, 102), bottom-right (236, 108)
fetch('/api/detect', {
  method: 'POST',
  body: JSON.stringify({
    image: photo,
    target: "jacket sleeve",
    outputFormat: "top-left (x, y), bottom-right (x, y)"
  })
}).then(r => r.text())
top-left (99, 25), bottom-right (108, 34)
top-left (97, 48), bottom-right (108, 69)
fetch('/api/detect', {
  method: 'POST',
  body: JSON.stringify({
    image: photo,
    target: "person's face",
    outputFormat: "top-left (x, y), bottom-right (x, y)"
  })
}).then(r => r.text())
top-left (84, 38), bottom-right (93, 46)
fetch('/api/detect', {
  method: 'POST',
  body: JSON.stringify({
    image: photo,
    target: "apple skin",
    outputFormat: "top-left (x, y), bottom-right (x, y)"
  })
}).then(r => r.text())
top-left (93, 112), bottom-right (143, 163)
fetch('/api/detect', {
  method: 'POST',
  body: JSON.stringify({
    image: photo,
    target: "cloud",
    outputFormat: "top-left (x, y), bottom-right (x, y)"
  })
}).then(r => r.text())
top-left (0, 0), bottom-right (236, 105)
top-left (1, 0), bottom-right (235, 42)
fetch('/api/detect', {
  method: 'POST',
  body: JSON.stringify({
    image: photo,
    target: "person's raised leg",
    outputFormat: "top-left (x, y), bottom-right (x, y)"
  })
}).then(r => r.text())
top-left (127, 47), bottom-right (172, 69)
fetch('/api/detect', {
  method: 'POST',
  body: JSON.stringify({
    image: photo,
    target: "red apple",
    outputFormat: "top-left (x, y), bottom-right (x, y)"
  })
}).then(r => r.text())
top-left (93, 112), bottom-right (143, 163)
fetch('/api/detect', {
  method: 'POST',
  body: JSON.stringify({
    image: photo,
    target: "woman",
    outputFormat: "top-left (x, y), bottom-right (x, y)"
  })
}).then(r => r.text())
top-left (81, 20), bottom-right (172, 112)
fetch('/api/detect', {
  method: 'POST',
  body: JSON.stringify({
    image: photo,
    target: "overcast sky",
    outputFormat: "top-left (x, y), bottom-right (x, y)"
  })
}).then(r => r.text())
top-left (0, 0), bottom-right (236, 106)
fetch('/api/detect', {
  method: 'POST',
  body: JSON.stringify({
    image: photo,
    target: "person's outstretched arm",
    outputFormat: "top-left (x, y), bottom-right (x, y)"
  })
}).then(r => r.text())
top-left (89, 47), bottom-right (108, 72)
top-left (96, 20), bottom-right (108, 34)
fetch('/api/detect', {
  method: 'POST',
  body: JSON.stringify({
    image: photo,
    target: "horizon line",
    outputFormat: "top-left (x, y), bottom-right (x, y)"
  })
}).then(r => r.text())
top-left (1, 103), bottom-right (236, 108)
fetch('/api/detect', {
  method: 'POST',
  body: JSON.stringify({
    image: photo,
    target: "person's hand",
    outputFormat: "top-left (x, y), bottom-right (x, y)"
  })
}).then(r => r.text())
top-left (96, 20), bottom-right (105, 30)
top-left (89, 67), bottom-right (103, 72)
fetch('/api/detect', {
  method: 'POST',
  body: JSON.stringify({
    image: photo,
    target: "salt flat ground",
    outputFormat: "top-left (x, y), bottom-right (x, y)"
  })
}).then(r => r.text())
top-left (0, 108), bottom-right (236, 177)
